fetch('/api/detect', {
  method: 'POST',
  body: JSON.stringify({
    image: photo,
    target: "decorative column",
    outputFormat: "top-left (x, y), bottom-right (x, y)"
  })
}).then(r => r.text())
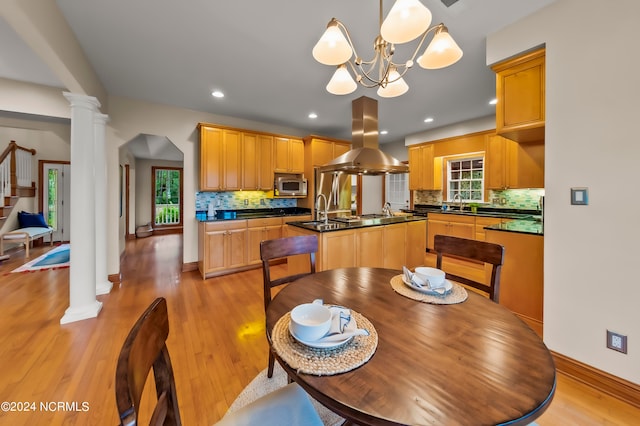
top-left (94, 113), bottom-right (112, 295)
top-left (60, 92), bottom-right (102, 324)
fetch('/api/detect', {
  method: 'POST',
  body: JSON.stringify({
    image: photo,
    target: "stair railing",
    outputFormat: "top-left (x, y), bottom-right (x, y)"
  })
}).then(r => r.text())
top-left (0, 141), bottom-right (36, 203)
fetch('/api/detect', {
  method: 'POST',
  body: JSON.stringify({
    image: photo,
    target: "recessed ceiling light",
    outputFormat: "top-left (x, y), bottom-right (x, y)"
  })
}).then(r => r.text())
top-left (489, 98), bottom-right (497, 105)
top-left (379, 130), bottom-right (388, 135)
top-left (308, 112), bottom-right (318, 119)
top-left (211, 90), bottom-right (224, 98)
top-left (424, 117), bottom-right (434, 123)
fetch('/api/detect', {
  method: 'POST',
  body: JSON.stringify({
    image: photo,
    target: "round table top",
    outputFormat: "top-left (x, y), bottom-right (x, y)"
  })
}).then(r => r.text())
top-left (266, 267), bottom-right (556, 426)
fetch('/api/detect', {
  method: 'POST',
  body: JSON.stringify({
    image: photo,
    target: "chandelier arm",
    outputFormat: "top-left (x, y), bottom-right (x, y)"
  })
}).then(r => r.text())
top-left (407, 23), bottom-right (446, 63)
top-left (333, 20), bottom-right (362, 63)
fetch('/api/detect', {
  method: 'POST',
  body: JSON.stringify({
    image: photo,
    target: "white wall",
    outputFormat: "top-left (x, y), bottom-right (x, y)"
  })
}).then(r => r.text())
top-left (404, 116), bottom-right (495, 146)
top-left (488, 0), bottom-right (640, 384)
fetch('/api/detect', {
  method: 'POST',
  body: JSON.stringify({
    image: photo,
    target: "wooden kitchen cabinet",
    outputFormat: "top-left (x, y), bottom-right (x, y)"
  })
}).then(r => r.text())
top-left (356, 226), bottom-right (385, 267)
top-left (198, 220), bottom-right (247, 278)
top-left (241, 132), bottom-right (274, 191)
top-left (383, 222), bottom-right (406, 269)
top-left (427, 213), bottom-right (475, 250)
top-left (274, 137), bottom-right (304, 173)
top-left (409, 144), bottom-right (438, 190)
top-left (200, 126), bottom-right (223, 191)
top-left (321, 229), bottom-right (357, 270)
top-left (486, 229), bottom-right (544, 336)
top-left (247, 217), bottom-right (283, 265)
top-left (308, 137), bottom-right (350, 166)
top-left (492, 48), bottom-right (545, 143)
top-left (406, 219), bottom-right (427, 268)
top-left (485, 134), bottom-right (544, 190)
top-left (474, 216), bottom-right (511, 241)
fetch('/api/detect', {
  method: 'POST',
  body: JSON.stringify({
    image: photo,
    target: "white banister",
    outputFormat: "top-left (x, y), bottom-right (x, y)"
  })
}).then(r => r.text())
top-left (16, 148), bottom-right (32, 187)
top-left (0, 140), bottom-right (36, 206)
top-left (0, 155), bottom-right (9, 202)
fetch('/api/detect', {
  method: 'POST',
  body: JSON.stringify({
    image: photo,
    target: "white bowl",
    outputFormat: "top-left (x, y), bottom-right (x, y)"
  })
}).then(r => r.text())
top-left (290, 303), bottom-right (332, 341)
top-left (414, 267), bottom-right (446, 288)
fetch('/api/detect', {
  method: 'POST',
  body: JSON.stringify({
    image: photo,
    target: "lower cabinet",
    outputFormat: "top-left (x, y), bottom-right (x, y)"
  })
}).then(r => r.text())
top-left (405, 220), bottom-right (427, 269)
top-left (198, 220), bottom-right (247, 278)
top-left (427, 213), bottom-right (475, 250)
top-left (247, 217), bottom-right (283, 265)
top-left (356, 226), bottom-right (384, 267)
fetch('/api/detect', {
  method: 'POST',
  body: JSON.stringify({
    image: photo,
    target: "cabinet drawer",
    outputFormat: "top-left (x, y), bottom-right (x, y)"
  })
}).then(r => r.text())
top-left (247, 217), bottom-right (283, 228)
top-left (204, 220), bottom-right (247, 232)
top-left (428, 213), bottom-right (475, 224)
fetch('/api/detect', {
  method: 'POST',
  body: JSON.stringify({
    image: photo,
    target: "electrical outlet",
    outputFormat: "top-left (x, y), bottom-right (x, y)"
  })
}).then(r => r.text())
top-left (607, 330), bottom-right (628, 354)
top-left (260, 198), bottom-right (265, 205)
top-left (244, 198), bottom-right (249, 206)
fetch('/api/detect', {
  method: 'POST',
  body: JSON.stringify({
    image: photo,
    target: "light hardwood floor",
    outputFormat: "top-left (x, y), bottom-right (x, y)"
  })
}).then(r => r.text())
top-left (0, 234), bottom-right (638, 425)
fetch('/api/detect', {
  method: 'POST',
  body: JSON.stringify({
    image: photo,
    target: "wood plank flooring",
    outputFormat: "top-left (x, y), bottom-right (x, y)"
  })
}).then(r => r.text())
top-left (0, 235), bottom-right (638, 425)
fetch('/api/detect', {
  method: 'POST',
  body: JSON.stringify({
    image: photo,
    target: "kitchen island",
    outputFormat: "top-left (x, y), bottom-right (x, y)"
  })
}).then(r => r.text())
top-left (286, 215), bottom-right (427, 273)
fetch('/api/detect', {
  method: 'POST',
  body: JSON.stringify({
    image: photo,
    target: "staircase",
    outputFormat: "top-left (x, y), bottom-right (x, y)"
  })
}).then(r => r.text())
top-left (0, 141), bottom-right (37, 228)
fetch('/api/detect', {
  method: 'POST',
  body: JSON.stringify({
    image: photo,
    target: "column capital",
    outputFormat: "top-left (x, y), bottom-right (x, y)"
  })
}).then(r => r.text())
top-left (63, 92), bottom-right (101, 110)
top-left (94, 113), bottom-right (110, 125)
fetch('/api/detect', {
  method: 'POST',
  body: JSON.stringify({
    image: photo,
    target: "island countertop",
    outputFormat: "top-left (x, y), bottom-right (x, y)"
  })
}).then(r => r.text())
top-left (287, 215), bottom-right (427, 232)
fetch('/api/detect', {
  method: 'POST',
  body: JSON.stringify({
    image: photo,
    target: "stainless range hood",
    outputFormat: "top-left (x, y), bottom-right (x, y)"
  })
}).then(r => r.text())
top-left (318, 96), bottom-right (409, 175)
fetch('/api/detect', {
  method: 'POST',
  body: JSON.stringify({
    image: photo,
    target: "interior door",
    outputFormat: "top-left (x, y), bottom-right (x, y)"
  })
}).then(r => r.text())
top-left (42, 163), bottom-right (71, 242)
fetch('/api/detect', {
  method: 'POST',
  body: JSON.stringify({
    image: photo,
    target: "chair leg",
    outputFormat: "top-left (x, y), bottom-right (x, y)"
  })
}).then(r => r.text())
top-left (267, 350), bottom-right (275, 378)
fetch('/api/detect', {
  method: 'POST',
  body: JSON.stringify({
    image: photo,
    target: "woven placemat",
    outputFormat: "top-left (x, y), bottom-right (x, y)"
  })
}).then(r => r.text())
top-left (390, 274), bottom-right (468, 304)
top-left (271, 310), bottom-right (378, 376)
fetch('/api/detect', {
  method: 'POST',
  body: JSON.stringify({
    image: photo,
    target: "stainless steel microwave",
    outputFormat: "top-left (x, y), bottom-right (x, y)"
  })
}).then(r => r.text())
top-left (274, 175), bottom-right (307, 197)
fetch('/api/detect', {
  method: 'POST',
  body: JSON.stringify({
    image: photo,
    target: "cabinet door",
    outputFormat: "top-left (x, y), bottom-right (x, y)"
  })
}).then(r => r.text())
top-left (313, 139), bottom-right (334, 166)
top-left (200, 126), bottom-right (223, 190)
top-left (405, 220), bottom-right (426, 269)
top-left (257, 134), bottom-right (274, 190)
top-left (289, 139), bottom-right (304, 173)
top-left (242, 133), bottom-right (258, 190)
top-left (227, 228), bottom-right (247, 269)
top-left (449, 222), bottom-right (475, 240)
top-left (274, 137), bottom-right (290, 172)
top-left (485, 134), bottom-right (508, 190)
top-left (383, 224), bottom-right (406, 269)
top-left (223, 130), bottom-right (242, 190)
top-left (322, 230), bottom-right (356, 270)
top-left (334, 142), bottom-right (350, 157)
top-left (408, 144), bottom-right (434, 190)
top-left (493, 48), bottom-right (545, 142)
top-left (204, 230), bottom-right (227, 271)
top-left (247, 227), bottom-right (264, 265)
top-left (510, 142), bottom-right (544, 189)
top-left (427, 219), bottom-right (449, 250)
top-left (356, 226), bottom-right (384, 267)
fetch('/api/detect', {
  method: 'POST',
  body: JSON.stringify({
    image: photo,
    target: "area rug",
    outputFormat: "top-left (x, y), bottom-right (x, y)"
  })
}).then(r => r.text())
top-left (226, 362), bottom-right (344, 426)
top-left (11, 244), bottom-right (69, 273)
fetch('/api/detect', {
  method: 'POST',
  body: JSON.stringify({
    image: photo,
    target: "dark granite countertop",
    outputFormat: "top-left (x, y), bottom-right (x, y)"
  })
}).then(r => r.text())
top-left (196, 207), bottom-right (311, 222)
top-left (287, 215), bottom-right (427, 233)
top-left (485, 219), bottom-right (544, 236)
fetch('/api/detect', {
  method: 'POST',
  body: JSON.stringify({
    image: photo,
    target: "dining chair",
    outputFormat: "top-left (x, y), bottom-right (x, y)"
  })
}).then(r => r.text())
top-left (115, 297), bottom-right (323, 426)
top-left (433, 234), bottom-right (505, 302)
top-left (260, 235), bottom-right (318, 378)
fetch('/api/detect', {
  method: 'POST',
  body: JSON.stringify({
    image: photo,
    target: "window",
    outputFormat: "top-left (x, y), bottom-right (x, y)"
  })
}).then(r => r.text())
top-left (152, 167), bottom-right (183, 226)
top-left (447, 156), bottom-right (484, 202)
top-left (385, 173), bottom-right (409, 211)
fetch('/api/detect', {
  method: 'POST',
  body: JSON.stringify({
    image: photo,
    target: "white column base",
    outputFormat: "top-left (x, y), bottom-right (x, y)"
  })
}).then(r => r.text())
top-left (60, 300), bottom-right (103, 324)
top-left (96, 280), bottom-right (113, 295)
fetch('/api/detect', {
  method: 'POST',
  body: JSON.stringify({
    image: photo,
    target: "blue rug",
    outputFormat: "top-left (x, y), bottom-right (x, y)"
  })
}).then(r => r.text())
top-left (11, 244), bottom-right (70, 273)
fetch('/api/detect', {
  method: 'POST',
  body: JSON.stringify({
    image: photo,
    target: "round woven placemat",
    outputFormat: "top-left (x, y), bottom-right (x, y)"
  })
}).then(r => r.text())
top-left (271, 310), bottom-right (378, 376)
top-left (390, 274), bottom-right (468, 304)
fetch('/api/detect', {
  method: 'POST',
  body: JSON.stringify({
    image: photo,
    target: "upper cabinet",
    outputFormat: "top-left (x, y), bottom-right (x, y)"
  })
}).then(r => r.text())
top-left (274, 137), bottom-right (304, 173)
top-left (308, 137), bottom-right (351, 166)
top-left (409, 144), bottom-right (437, 190)
top-left (485, 134), bottom-right (544, 190)
top-left (492, 48), bottom-right (545, 143)
top-left (199, 123), bottom-right (299, 191)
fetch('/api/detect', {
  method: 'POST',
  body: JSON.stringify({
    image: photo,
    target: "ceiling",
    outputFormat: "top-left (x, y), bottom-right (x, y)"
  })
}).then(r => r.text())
top-left (1, 0), bottom-right (555, 151)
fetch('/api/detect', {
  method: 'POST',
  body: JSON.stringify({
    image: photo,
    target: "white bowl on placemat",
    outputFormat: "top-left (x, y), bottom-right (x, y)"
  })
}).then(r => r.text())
top-left (290, 303), bottom-right (332, 342)
top-left (414, 267), bottom-right (446, 288)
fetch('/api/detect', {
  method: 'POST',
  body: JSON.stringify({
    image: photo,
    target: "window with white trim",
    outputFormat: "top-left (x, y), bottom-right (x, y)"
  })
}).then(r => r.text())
top-left (447, 157), bottom-right (484, 202)
top-left (385, 173), bottom-right (409, 211)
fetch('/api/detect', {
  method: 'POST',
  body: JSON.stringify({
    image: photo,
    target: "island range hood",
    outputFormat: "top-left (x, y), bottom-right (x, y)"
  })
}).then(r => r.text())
top-left (318, 96), bottom-right (409, 175)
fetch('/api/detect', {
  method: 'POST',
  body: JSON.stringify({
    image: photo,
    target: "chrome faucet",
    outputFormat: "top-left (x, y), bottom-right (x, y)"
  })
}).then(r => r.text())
top-left (316, 193), bottom-right (328, 224)
top-left (452, 193), bottom-right (464, 211)
top-left (382, 202), bottom-right (392, 217)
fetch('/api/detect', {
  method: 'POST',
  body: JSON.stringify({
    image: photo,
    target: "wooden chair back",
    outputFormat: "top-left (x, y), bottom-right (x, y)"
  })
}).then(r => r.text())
top-left (260, 235), bottom-right (318, 377)
top-left (434, 235), bottom-right (505, 302)
top-left (115, 297), bottom-right (181, 426)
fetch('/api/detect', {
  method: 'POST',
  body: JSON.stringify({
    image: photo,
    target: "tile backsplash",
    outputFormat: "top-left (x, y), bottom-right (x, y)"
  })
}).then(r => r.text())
top-left (415, 188), bottom-right (544, 210)
top-left (196, 191), bottom-right (296, 211)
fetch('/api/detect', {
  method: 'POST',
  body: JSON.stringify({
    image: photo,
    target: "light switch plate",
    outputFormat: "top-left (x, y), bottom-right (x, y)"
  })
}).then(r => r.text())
top-left (571, 187), bottom-right (588, 205)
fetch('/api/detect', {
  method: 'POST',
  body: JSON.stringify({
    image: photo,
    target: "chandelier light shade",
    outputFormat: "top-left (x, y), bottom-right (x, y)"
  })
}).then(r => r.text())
top-left (327, 64), bottom-right (358, 95)
top-left (312, 21), bottom-right (353, 66)
top-left (380, 0), bottom-right (432, 44)
top-left (417, 26), bottom-right (463, 69)
top-left (313, 0), bottom-right (463, 98)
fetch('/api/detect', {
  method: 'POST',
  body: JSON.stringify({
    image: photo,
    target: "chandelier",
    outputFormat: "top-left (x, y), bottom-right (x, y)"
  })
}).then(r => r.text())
top-left (312, 0), bottom-right (463, 98)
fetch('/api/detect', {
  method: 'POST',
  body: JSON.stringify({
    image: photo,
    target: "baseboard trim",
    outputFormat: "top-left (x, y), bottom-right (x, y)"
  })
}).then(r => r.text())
top-left (552, 351), bottom-right (640, 409)
top-left (182, 262), bottom-right (198, 272)
top-left (153, 227), bottom-right (183, 236)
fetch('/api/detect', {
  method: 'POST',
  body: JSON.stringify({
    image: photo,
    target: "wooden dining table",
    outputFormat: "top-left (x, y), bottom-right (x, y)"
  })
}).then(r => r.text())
top-left (265, 267), bottom-right (556, 426)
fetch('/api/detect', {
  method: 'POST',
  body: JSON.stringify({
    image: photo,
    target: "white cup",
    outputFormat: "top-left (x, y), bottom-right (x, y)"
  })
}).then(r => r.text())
top-left (290, 303), bottom-right (332, 341)
top-left (414, 267), bottom-right (446, 288)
